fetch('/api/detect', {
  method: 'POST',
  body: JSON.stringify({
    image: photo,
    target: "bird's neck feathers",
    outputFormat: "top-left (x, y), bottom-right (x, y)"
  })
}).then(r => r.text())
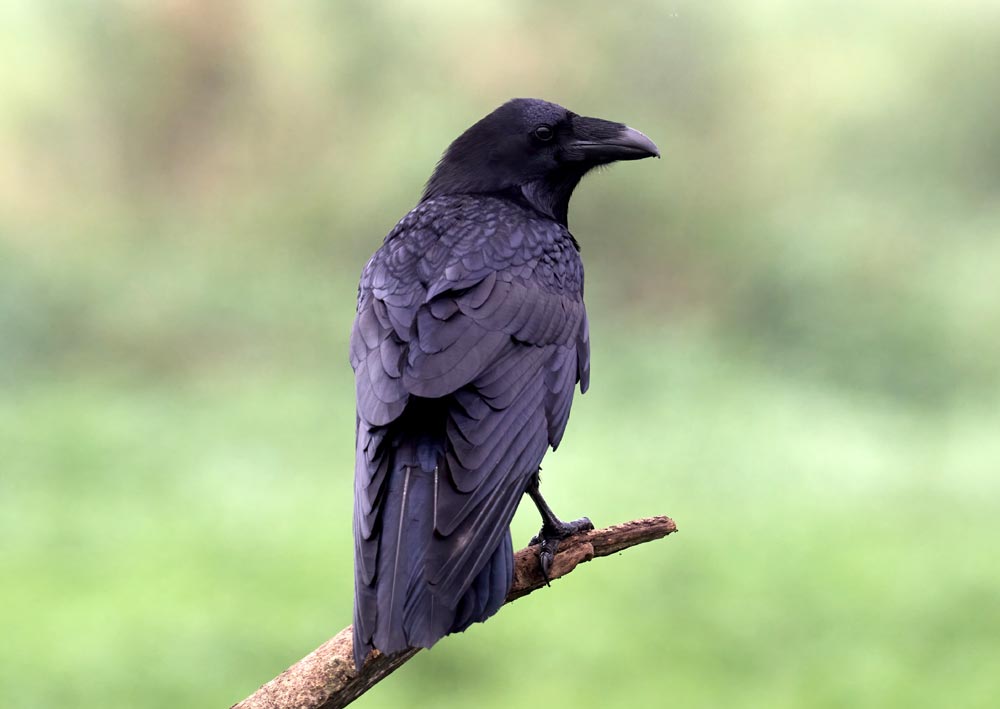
top-left (518, 169), bottom-right (587, 226)
top-left (423, 158), bottom-right (587, 227)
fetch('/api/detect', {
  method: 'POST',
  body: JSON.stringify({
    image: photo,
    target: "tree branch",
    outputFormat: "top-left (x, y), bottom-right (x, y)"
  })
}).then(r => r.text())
top-left (231, 515), bottom-right (677, 709)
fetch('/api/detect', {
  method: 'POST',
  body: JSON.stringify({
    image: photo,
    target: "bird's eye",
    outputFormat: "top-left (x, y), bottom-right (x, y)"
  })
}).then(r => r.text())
top-left (533, 125), bottom-right (554, 142)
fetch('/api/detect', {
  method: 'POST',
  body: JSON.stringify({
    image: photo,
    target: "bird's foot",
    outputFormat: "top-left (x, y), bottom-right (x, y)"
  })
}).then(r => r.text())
top-left (529, 517), bottom-right (594, 584)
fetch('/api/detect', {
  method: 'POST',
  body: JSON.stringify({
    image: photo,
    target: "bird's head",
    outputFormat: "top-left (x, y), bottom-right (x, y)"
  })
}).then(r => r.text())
top-left (422, 98), bottom-right (659, 225)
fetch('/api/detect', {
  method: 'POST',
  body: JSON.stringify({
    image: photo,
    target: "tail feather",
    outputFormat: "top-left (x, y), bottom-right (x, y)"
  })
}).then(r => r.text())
top-left (452, 530), bottom-right (512, 634)
top-left (353, 432), bottom-right (514, 669)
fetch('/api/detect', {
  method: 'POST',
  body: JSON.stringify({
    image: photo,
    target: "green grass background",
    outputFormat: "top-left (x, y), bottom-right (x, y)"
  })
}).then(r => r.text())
top-left (2, 1), bottom-right (999, 707)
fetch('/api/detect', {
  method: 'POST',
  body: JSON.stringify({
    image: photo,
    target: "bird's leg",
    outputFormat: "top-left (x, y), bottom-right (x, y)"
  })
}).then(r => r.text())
top-left (526, 470), bottom-right (593, 584)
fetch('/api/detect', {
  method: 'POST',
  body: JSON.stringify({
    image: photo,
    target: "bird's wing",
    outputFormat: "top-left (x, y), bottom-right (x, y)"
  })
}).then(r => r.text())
top-left (352, 200), bottom-right (589, 612)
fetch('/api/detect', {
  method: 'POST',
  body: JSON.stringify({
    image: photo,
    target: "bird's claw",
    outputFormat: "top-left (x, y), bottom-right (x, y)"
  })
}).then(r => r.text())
top-left (530, 516), bottom-right (594, 584)
top-left (537, 538), bottom-right (557, 584)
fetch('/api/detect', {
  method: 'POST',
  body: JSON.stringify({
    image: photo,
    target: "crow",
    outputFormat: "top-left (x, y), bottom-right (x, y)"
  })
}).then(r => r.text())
top-left (350, 98), bottom-right (658, 669)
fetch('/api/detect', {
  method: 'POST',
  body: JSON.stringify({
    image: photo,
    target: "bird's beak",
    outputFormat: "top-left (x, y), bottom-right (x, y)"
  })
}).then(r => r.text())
top-left (567, 117), bottom-right (660, 163)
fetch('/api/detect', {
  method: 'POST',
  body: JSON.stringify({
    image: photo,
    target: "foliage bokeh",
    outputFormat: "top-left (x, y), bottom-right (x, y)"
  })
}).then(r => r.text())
top-left (2, 1), bottom-right (998, 707)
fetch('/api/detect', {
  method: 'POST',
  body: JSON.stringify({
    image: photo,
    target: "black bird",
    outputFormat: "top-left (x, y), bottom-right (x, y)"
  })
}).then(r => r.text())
top-left (350, 98), bottom-right (658, 669)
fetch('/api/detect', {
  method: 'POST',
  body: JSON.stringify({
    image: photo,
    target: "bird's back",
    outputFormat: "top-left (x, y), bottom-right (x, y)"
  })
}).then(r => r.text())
top-left (350, 194), bottom-right (590, 667)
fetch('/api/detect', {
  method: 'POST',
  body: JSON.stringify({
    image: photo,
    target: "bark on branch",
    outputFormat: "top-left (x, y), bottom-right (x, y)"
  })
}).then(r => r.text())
top-left (231, 515), bottom-right (677, 709)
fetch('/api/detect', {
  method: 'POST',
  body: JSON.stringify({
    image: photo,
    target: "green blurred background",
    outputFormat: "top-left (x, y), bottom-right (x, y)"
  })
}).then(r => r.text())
top-left (2, 1), bottom-right (999, 707)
